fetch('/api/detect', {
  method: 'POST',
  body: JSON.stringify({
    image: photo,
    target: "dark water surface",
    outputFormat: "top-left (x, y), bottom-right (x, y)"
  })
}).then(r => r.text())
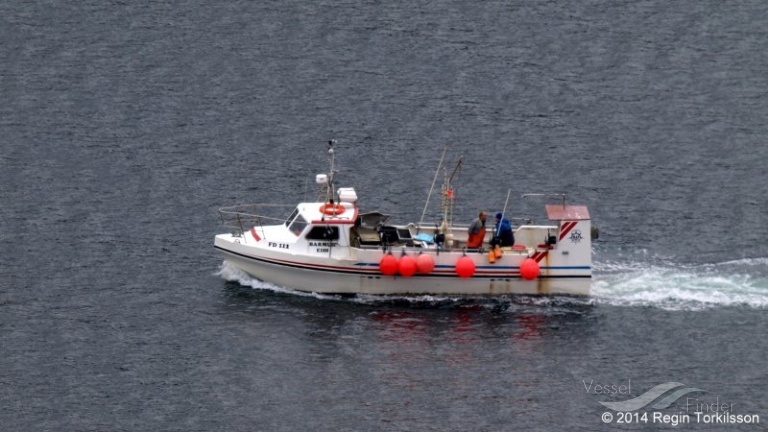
top-left (2, 0), bottom-right (767, 430)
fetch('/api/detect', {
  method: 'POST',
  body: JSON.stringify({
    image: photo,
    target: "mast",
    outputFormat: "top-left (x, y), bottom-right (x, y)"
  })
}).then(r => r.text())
top-left (326, 140), bottom-right (336, 203)
top-left (316, 140), bottom-right (337, 203)
top-left (439, 157), bottom-right (462, 248)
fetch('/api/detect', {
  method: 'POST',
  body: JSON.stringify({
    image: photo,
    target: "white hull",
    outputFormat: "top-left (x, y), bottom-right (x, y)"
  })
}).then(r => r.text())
top-left (215, 235), bottom-right (591, 296)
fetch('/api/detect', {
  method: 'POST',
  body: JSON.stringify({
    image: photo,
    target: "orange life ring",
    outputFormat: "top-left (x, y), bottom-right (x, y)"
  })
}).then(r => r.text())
top-left (320, 203), bottom-right (346, 216)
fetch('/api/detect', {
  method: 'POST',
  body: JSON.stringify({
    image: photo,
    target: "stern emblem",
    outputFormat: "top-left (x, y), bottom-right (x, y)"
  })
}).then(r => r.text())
top-left (569, 229), bottom-right (583, 243)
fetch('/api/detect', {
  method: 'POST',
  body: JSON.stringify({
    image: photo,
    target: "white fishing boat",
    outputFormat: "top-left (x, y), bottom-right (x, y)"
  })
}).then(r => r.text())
top-left (215, 141), bottom-right (594, 296)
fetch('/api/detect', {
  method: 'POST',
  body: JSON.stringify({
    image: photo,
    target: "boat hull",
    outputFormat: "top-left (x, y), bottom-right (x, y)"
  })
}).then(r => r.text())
top-left (215, 245), bottom-right (590, 297)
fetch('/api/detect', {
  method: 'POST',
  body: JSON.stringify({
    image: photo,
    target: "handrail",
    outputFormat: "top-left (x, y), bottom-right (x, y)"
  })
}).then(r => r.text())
top-left (218, 203), bottom-right (295, 235)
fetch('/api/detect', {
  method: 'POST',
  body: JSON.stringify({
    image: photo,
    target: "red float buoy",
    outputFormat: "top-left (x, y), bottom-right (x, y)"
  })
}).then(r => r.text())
top-left (398, 255), bottom-right (417, 277)
top-left (416, 253), bottom-right (435, 274)
top-left (379, 254), bottom-right (398, 276)
top-left (455, 256), bottom-right (476, 278)
top-left (520, 258), bottom-right (540, 280)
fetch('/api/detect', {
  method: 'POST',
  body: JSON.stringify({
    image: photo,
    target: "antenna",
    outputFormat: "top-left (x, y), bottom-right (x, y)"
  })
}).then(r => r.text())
top-left (326, 140), bottom-right (336, 203)
top-left (418, 144), bottom-right (448, 233)
top-left (315, 140), bottom-right (338, 203)
top-left (522, 193), bottom-right (567, 207)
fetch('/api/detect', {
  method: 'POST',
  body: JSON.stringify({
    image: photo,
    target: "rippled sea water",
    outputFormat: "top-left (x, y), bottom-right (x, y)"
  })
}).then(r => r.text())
top-left (2, 0), bottom-right (767, 430)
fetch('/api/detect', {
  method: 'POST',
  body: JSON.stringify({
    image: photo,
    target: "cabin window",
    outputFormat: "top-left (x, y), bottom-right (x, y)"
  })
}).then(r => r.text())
top-left (288, 215), bottom-right (309, 236)
top-left (305, 226), bottom-right (339, 241)
top-left (285, 208), bottom-right (299, 226)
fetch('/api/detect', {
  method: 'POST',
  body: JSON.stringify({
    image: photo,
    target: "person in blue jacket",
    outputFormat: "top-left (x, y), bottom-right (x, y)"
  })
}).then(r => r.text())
top-left (494, 212), bottom-right (514, 247)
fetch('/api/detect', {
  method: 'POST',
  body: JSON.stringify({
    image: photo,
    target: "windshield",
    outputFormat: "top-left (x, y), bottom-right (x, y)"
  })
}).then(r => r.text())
top-left (285, 208), bottom-right (299, 226)
top-left (288, 214), bottom-right (309, 236)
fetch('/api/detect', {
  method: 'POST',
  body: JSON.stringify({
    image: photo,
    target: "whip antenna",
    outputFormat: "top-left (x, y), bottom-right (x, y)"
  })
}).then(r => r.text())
top-left (417, 144), bottom-right (448, 233)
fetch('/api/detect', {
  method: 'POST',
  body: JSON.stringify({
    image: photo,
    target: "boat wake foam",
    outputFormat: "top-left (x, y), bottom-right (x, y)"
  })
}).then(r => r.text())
top-left (593, 257), bottom-right (768, 311)
top-left (217, 258), bottom-right (768, 311)
top-left (217, 261), bottom-right (343, 301)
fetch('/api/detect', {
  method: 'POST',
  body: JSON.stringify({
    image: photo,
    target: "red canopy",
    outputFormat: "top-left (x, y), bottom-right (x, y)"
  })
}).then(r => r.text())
top-left (545, 205), bottom-right (590, 221)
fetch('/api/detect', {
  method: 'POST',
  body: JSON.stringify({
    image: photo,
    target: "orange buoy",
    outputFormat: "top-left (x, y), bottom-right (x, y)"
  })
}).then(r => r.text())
top-left (520, 258), bottom-right (540, 280)
top-left (455, 256), bottom-right (476, 278)
top-left (379, 254), bottom-right (398, 276)
top-left (320, 203), bottom-right (346, 216)
top-left (398, 255), bottom-right (417, 277)
top-left (416, 253), bottom-right (435, 274)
